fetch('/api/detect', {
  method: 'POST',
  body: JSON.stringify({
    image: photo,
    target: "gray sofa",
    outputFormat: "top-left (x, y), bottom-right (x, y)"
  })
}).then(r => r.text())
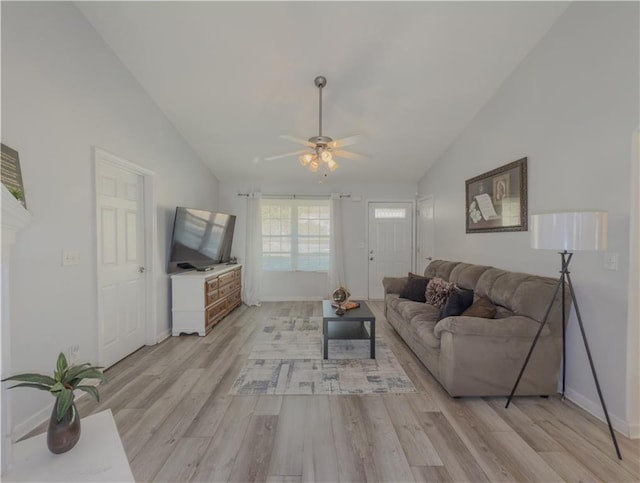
top-left (383, 260), bottom-right (569, 397)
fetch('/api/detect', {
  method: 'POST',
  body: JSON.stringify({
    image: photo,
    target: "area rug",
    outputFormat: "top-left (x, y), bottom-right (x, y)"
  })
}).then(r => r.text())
top-left (229, 315), bottom-right (416, 395)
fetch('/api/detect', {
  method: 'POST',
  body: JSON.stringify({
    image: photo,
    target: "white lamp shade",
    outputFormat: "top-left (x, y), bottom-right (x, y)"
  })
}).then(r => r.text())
top-left (531, 211), bottom-right (608, 251)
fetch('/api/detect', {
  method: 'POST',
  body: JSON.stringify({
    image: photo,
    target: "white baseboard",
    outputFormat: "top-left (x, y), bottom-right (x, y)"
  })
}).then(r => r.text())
top-left (260, 296), bottom-right (371, 303)
top-left (11, 388), bottom-right (96, 442)
top-left (12, 405), bottom-right (50, 442)
top-left (628, 422), bottom-right (640, 439)
top-left (260, 296), bottom-right (325, 302)
top-left (564, 387), bottom-right (632, 438)
top-left (155, 329), bottom-right (171, 344)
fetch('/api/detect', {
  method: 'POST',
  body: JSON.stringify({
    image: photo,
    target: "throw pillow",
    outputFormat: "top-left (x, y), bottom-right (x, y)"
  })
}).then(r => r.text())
top-left (400, 276), bottom-right (429, 302)
top-left (408, 272), bottom-right (428, 280)
top-left (439, 288), bottom-right (474, 320)
top-left (425, 277), bottom-right (456, 309)
top-left (461, 297), bottom-right (497, 319)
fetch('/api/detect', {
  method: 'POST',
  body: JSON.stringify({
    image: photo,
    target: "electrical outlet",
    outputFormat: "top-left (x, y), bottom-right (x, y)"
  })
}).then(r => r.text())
top-left (62, 250), bottom-right (79, 266)
top-left (604, 252), bottom-right (619, 271)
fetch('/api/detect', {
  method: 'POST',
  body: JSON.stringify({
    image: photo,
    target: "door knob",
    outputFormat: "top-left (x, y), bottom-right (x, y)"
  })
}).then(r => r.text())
top-left (138, 266), bottom-right (146, 273)
top-left (369, 257), bottom-right (374, 261)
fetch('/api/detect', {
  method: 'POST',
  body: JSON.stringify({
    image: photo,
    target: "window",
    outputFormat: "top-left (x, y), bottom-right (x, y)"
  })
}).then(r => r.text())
top-left (262, 198), bottom-right (330, 272)
top-left (374, 207), bottom-right (407, 219)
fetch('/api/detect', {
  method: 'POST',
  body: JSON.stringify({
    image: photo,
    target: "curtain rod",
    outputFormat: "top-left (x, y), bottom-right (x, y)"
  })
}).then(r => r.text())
top-left (237, 193), bottom-right (350, 199)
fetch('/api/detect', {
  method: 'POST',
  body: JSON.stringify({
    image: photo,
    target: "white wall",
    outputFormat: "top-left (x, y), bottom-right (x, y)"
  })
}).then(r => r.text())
top-left (627, 129), bottom-right (640, 438)
top-left (418, 2), bottom-right (638, 434)
top-left (218, 180), bottom-right (417, 300)
top-left (1, 3), bottom-right (219, 436)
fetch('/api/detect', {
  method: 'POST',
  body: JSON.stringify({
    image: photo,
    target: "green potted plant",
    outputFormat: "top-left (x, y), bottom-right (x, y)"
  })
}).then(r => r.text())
top-left (2, 352), bottom-right (107, 454)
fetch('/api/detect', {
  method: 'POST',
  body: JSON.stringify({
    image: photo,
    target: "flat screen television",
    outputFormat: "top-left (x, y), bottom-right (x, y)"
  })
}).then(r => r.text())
top-left (167, 207), bottom-right (236, 273)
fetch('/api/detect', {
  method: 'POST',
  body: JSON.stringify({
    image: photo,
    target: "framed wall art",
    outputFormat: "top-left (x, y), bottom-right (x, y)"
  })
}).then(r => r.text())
top-left (1, 143), bottom-right (26, 208)
top-left (465, 157), bottom-right (527, 233)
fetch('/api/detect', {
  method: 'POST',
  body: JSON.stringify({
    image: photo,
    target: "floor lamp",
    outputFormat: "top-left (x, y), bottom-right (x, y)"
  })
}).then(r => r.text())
top-left (505, 211), bottom-right (622, 460)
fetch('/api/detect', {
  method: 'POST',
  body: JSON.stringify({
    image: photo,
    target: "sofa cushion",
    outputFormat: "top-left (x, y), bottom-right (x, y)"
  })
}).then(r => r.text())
top-left (440, 288), bottom-right (474, 320)
top-left (495, 305), bottom-right (515, 319)
top-left (424, 260), bottom-right (460, 280)
top-left (426, 277), bottom-right (456, 309)
top-left (475, 268), bottom-right (564, 331)
top-left (449, 263), bottom-right (492, 290)
top-left (408, 302), bottom-right (442, 323)
top-left (386, 293), bottom-right (403, 311)
top-left (397, 299), bottom-right (437, 322)
top-left (399, 276), bottom-right (429, 302)
top-left (382, 276), bottom-right (409, 295)
top-left (462, 297), bottom-right (497, 318)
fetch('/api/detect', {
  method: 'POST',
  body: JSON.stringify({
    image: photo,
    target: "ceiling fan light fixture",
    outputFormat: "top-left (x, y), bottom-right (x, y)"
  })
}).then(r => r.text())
top-left (272, 75), bottom-right (364, 176)
top-left (299, 153), bottom-right (313, 166)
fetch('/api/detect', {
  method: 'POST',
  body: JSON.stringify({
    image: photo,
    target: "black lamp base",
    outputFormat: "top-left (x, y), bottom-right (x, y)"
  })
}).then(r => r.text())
top-left (505, 251), bottom-right (622, 460)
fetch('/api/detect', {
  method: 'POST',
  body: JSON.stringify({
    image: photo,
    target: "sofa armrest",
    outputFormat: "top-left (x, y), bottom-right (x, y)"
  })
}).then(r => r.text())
top-left (434, 315), bottom-right (550, 339)
top-left (382, 276), bottom-right (408, 295)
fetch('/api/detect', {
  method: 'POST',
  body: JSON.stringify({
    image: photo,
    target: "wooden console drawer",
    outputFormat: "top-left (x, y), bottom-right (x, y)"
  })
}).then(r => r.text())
top-left (219, 283), bottom-right (235, 298)
top-left (219, 271), bottom-right (235, 287)
top-left (206, 277), bottom-right (219, 291)
top-left (230, 292), bottom-right (241, 308)
top-left (206, 299), bottom-right (226, 329)
top-left (205, 289), bottom-right (219, 306)
top-left (204, 278), bottom-right (219, 305)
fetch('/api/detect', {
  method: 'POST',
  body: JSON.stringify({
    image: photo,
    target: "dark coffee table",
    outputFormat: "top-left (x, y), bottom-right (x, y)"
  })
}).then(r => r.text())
top-left (322, 300), bottom-right (375, 359)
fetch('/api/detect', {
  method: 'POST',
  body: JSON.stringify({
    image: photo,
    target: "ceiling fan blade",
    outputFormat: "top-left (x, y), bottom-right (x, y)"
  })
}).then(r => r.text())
top-left (264, 149), bottom-right (309, 161)
top-left (332, 149), bottom-right (368, 161)
top-left (280, 135), bottom-right (316, 148)
top-left (329, 135), bottom-right (362, 149)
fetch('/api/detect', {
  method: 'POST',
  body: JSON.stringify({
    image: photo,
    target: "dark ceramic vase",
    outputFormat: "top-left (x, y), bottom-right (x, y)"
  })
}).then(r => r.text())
top-left (47, 400), bottom-right (81, 454)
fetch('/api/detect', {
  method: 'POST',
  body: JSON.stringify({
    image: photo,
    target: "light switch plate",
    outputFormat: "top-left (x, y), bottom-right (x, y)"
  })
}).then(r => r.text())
top-left (62, 250), bottom-right (79, 266)
top-left (604, 252), bottom-right (619, 271)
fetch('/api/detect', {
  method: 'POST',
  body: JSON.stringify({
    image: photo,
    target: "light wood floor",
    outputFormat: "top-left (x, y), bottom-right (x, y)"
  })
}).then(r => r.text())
top-left (75, 301), bottom-right (640, 482)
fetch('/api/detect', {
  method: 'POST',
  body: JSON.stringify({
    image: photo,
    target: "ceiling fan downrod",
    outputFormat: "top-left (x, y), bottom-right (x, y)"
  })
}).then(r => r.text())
top-left (310, 76), bottom-right (332, 146)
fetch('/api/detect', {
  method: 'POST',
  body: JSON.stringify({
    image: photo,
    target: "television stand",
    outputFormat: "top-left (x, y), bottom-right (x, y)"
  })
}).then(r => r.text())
top-left (171, 264), bottom-right (242, 336)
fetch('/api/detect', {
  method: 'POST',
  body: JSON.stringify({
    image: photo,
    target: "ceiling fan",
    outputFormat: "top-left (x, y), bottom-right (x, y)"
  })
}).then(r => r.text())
top-left (265, 75), bottom-right (366, 173)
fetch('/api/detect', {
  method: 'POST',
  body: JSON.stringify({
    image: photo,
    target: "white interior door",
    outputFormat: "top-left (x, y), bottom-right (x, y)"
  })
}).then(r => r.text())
top-left (368, 201), bottom-right (413, 299)
top-left (417, 196), bottom-right (435, 275)
top-left (96, 158), bottom-right (147, 368)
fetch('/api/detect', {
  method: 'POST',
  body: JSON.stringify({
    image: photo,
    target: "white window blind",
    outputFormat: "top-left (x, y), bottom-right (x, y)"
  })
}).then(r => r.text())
top-left (261, 198), bottom-right (330, 272)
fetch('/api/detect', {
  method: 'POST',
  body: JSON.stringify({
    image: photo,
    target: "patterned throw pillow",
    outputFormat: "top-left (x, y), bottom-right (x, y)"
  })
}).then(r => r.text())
top-left (425, 277), bottom-right (456, 309)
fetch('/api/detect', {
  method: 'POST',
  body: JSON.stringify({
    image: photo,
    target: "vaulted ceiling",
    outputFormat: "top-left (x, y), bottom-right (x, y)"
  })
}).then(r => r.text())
top-left (77, 1), bottom-right (569, 183)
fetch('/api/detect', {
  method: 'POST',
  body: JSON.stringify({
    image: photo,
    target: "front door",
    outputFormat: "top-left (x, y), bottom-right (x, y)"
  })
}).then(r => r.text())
top-left (368, 201), bottom-right (413, 299)
top-left (417, 196), bottom-right (435, 275)
top-left (96, 154), bottom-right (147, 367)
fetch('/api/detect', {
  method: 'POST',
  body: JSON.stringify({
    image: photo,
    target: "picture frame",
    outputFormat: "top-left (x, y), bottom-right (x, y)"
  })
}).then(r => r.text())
top-left (465, 157), bottom-right (527, 233)
top-left (1, 143), bottom-right (27, 208)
